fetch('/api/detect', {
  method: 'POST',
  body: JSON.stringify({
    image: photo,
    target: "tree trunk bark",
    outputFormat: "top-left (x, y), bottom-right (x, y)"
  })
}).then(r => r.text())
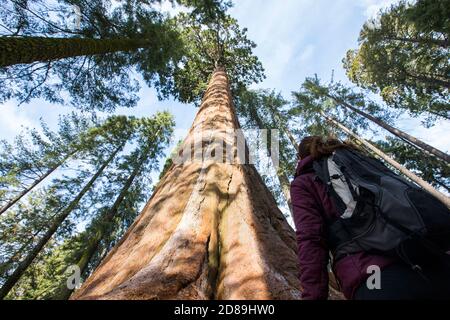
top-left (0, 150), bottom-right (77, 216)
top-left (0, 37), bottom-right (150, 67)
top-left (71, 68), bottom-right (301, 300)
top-left (328, 94), bottom-right (450, 163)
top-left (0, 144), bottom-right (122, 299)
top-left (321, 112), bottom-right (450, 209)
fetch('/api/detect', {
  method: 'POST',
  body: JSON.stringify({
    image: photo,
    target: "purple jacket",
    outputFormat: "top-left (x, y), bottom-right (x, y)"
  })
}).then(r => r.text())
top-left (290, 155), bottom-right (395, 299)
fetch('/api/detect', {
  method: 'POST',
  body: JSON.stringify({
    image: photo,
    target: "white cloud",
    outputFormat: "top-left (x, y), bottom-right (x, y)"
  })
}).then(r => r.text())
top-left (298, 44), bottom-right (316, 63)
top-left (396, 117), bottom-right (450, 153)
top-left (358, 0), bottom-right (400, 18)
top-left (0, 101), bottom-right (37, 141)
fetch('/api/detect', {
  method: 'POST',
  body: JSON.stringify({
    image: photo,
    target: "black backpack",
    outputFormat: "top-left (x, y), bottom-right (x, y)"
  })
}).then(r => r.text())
top-left (312, 148), bottom-right (450, 269)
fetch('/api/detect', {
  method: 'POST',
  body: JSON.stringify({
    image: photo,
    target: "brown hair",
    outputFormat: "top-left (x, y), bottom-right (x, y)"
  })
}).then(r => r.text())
top-left (298, 136), bottom-right (357, 160)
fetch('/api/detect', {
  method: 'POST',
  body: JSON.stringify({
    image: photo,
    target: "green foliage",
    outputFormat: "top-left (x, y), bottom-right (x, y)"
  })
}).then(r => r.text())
top-left (292, 76), bottom-right (449, 198)
top-left (404, 0), bottom-right (450, 35)
top-left (0, 113), bottom-right (94, 209)
top-left (375, 137), bottom-right (450, 191)
top-left (0, 111), bottom-right (175, 299)
top-left (0, 0), bottom-right (211, 111)
top-left (292, 77), bottom-right (373, 137)
top-left (234, 88), bottom-right (296, 208)
top-left (155, 11), bottom-right (265, 104)
top-left (343, 0), bottom-right (450, 119)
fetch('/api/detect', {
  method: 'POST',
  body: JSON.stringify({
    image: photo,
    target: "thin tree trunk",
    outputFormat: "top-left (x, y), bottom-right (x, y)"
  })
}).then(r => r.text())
top-left (0, 144), bottom-right (122, 299)
top-left (277, 152), bottom-right (294, 212)
top-left (58, 145), bottom-right (152, 300)
top-left (0, 227), bottom-right (43, 276)
top-left (248, 105), bottom-right (293, 214)
top-left (428, 110), bottom-right (450, 120)
top-left (268, 107), bottom-right (298, 150)
top-left (71, 68), bottom-right (301, 300)
top-left (0, 37), bottom-right (150, 67)
top-left (433, 178), bottom-right (450, 193)
top-left (0, 150), bottom-right (76, 215)
top-left (321, 112), bottom-right (450, 209)
top-left (264, 107), bottom-right (298, 212)
top-left (266, 110), bottom-right (299, 213)
top-left (406, 72), bottom-right (450, 89)
top-left (277, 167), bottom-right (293, 213)
top-left (386, 35), bottom-right (448, 48)
top-left (328, 94), bottom-right (450, 163)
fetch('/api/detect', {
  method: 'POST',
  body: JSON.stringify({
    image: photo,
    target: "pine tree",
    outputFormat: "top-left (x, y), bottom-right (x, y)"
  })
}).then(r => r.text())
top-left (71, 9), bottom-right (298, 299)
top-left (0, 1), bottom-right (228, 110)
top-left (71, 67), bottom-right (300, 300)
top-left (292, 78), bottom-right (450, 206)
top-left (0, 113), bottom-right (175, 299)
top-left (375, 137), bottom-right (449, 192)
top-left (301, 78), bottom-right (450, 163)
top-left (154, 11), bottom-right (265, 104)
top-left (320, 112), bottom-right (450, 208)
top-left (0, 113), bottom-right (97, 215)
top-left (343, 0), bottom-right (449, 118)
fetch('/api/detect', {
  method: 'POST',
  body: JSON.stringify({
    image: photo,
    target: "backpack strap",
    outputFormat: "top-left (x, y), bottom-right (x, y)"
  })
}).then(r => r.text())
top-left (311, 158), bottom-right (357, 258)
top-left (313, 158), bottom-right (347, 217)
top-left (340, 166), bottom-right (358, 201)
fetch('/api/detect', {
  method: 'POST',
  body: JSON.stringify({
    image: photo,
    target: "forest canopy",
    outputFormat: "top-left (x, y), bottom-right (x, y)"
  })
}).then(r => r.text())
top-left (0, 0), bottom-right (448, 300)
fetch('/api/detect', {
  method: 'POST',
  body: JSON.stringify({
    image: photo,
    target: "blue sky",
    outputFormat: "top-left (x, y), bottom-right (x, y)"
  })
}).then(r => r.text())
top-left (0, 0), bottom-right (448, 176)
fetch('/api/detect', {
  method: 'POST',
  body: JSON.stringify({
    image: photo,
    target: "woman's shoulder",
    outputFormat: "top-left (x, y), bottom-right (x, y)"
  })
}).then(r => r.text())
top-left (291, 170), bottom-right (317, 191)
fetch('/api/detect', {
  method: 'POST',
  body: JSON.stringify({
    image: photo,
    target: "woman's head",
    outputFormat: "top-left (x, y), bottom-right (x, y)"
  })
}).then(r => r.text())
top-left (297, 136), bottom-right (355, 160)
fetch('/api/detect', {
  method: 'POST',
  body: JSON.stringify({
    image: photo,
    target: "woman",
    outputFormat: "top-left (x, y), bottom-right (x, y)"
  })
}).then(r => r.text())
top-left (290, 136), bottom-right (450, 300)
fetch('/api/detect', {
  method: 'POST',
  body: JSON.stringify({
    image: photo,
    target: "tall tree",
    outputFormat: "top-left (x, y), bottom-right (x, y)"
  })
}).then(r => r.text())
top-left (302, 78), bottom-right (450, 163)
top-left (154, 11), bottom-right (265, 104)
top-left (375, 137), bottom-right (449, 192)
top-left (55, 114), bottom-right (173, 299)
top-left (0, 133), bottom-right (125, 299)
top-left (0, 112), bottom-right (175, 299)
top-left (71, 67), bottom-right (300, 300)
top-left (320, 112), bottom-right (450, 208)
top-left (343, 0), bottom-right (450, 118)
top-left (234, 88), bottom-right (297, 213)
top-left (0, 113), bottom-right (96, 215)
top-left (0, 0), bottom-right (228, 110)
top-left (292, 78), bottom-right (450, 206)
top-left (0, 113), bottom-right (137, 215)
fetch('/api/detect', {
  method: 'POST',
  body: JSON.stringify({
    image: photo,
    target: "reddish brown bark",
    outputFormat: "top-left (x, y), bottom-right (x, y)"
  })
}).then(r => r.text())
top-left (72, 69), bottom-right (302, 300)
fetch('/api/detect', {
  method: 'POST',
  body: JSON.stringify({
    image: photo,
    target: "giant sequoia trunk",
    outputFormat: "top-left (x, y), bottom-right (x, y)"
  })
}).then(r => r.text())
top-left (72, 68), bottom-right (301, 300)
top-left (0, 37), bottom-right (150, 67)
